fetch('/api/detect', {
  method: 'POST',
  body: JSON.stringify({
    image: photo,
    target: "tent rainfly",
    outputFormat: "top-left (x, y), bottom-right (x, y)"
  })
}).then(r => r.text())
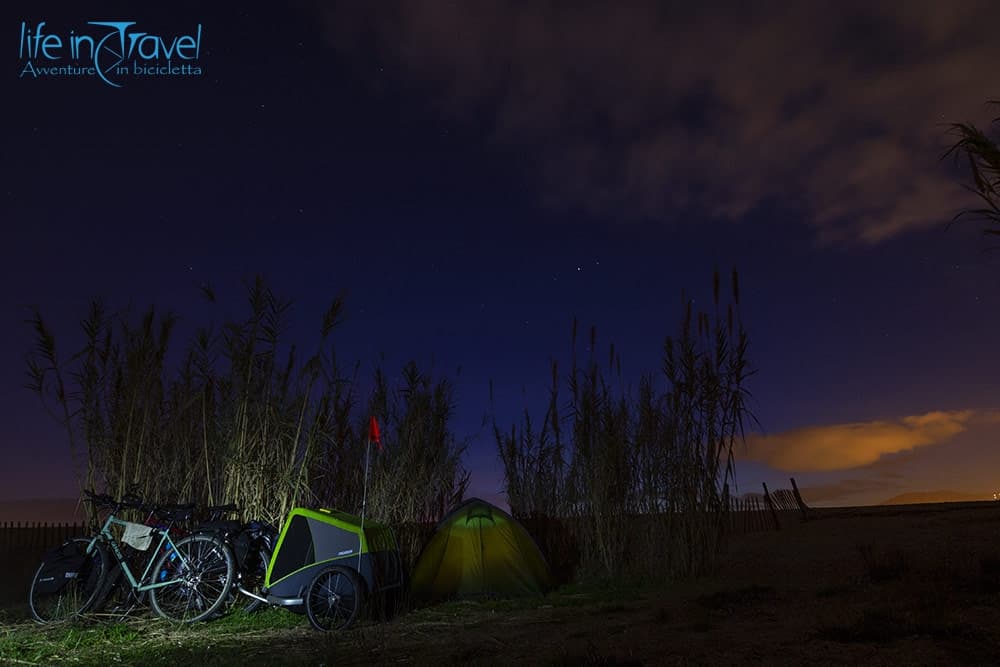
top-left (409, 498), bottom-right (553, 601)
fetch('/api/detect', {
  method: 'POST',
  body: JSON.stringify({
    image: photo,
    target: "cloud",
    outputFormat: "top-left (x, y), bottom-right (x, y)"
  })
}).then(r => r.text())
top-left (321, 1), bottom-right (999, 242)
top-left (743, 410), bottom-right (974, 472)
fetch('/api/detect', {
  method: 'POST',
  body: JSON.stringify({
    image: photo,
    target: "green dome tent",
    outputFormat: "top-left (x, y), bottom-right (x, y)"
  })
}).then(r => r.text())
top-left (410, 498), bottom-right (553, 601)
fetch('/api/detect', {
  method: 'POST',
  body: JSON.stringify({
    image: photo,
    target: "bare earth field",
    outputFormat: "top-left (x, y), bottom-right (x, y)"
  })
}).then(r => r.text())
top-left (4, 502), bottom-right (1000, 666)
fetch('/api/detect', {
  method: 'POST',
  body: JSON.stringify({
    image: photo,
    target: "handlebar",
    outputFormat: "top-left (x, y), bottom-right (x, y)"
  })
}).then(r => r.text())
top-left (83, 490), bottom-right (242, 524)
top-left (153, 503), bottom-right (196, 522)
top-left (83, 489), bottom-right (145, 512)
top-left (83, 489), bottom-right (194, 521)
top-left (205, 504), bottom-right (239, 521)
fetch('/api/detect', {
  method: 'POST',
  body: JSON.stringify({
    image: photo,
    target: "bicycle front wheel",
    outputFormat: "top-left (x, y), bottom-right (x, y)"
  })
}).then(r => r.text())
top-left (149, 533), bottom-right (234, 623)
top-left (29, 538), bottom-right (108, 624)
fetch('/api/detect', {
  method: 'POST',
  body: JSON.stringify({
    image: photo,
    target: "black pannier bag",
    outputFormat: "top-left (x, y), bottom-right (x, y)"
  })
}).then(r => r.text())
top-left (231, 528), bottom-right (253, 571)
top-left (231, 521), bottom-right (277, 572)
top-left (34, 542), bottom-right (89, 595)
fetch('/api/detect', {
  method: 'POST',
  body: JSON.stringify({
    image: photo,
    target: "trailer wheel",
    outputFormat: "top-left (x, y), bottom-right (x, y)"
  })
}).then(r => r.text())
top-left (305, 565), bottom-right (365, 631)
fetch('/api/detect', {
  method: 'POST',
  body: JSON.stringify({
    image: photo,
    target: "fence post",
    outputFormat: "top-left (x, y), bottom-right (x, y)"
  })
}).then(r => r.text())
top-left (790, 477), bottom-right (811, 519)
top-left (762, 483), bottom-right (781, 531)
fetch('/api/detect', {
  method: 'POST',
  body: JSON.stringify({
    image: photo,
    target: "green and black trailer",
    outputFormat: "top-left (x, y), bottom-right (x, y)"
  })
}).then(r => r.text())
top-left (263, 507), bottom-right (403, 631)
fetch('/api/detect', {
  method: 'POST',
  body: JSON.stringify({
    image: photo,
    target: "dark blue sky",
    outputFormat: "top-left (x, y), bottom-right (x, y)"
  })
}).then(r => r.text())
top-left (4, 1), bottom-right (1000, 508)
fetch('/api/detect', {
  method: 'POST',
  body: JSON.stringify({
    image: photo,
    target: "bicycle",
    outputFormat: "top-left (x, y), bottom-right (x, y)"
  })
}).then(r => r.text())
top-left (195, 503), bottom-right (277, 613)
top-left (97, 495), bottom-right (197, 618)
top-left (28, 490), bottom-right (235, 624)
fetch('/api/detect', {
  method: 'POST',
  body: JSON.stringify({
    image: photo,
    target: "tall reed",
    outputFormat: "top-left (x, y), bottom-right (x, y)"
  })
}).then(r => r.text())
top-left (495, 270), bottom-right (755, 580)
top-left (25, 278), bottom-right (468, 531)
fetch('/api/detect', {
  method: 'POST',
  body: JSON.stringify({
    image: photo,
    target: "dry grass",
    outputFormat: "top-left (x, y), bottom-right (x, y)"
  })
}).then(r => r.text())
top-left (495, 271), bottom-right (755, 580)
top-left (24, 278), bottom-right (467, 534)
top-left (945, 100), bottom-right (1000, 234)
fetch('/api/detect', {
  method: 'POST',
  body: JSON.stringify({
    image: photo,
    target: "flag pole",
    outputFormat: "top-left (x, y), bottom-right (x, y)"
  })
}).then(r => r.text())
top-left (359, 416), bottom-right (380, 575)
top-left (358, 433), bottom-right (371, 575)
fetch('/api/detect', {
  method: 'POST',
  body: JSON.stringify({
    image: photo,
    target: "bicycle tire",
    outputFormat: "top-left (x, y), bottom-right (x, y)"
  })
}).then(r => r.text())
top-left (148, 533), bottom-right (234, 623)
top-left (305, 565), bottom-right (365, 631)
top-left (236, 545), bottom-right (272, 613)
top-left (29, 538), bottom-right (108, 624)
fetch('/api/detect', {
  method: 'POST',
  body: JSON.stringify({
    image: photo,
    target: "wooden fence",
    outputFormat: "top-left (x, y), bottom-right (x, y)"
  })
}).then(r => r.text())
top-left (726, 478), bottom-right (813, 534)
top-left (0, 522), bottom-right (87, 549)
top-left (0, 522), bottom-right (88, 607)
top-left (725, 495), bottom-right (775, 534)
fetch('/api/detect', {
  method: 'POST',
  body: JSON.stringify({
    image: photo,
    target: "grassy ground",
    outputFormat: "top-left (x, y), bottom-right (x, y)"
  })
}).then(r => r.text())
top-left (0, 587), bottom-right (651, 667)
top-left (6, 503), bottom-right (1000, 665)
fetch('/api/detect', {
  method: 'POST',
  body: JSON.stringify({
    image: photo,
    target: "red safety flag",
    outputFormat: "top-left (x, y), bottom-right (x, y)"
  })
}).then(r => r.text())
top-left (369, 415), bottom-right (383, 451)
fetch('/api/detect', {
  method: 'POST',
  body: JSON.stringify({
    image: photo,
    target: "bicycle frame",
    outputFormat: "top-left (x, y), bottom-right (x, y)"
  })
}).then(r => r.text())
top-left (88, 512), bottom-right (188, 592)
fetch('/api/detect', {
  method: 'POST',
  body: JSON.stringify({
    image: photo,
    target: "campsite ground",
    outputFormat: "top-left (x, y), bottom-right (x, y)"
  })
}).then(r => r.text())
top-left (4, 502), bottom-right (1000, 665)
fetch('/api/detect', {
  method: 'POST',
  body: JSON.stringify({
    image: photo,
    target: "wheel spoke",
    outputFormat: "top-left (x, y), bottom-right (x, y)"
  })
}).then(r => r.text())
top-left (149, 535), bottom-right (233, 622)
top-left (307, 567), bottom-right (361, 631)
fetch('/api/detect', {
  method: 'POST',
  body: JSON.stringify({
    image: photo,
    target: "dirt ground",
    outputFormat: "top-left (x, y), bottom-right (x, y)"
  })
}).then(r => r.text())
top-left (7, 502), bottom-right (1000, 666)
top-left (327, 502), bottom-right (1000, 666)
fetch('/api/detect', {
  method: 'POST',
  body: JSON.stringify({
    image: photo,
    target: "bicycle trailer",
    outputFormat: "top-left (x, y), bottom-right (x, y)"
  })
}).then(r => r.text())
top-left (263, 507), bottom-right (403, 621)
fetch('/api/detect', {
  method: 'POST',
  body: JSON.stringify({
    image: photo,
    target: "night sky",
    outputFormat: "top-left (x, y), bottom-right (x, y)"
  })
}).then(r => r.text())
top-left (5, 1), bottom-right (1000, 512)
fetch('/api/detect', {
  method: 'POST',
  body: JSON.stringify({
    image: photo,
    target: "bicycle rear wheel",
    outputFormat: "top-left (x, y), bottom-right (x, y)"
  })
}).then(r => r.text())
top-left (149, 533), bottom-right (234, 622)
top-left (29, 538), bottom-right (108, 624)
top-left (235, 544), bottom-right (271, 613)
